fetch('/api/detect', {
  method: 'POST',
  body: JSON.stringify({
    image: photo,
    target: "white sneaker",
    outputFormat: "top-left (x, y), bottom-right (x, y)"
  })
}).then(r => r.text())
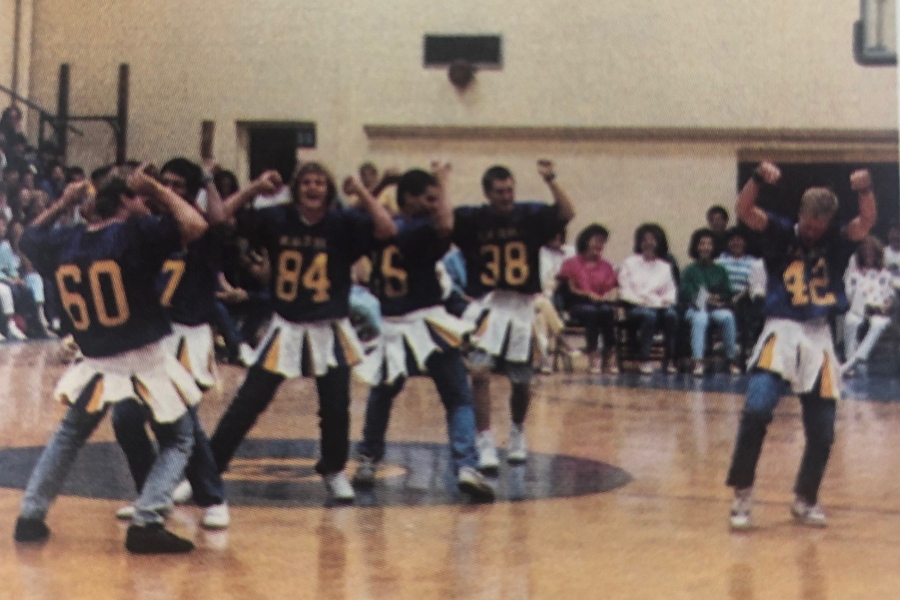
top-left (791, 498), bottom-right (827, 527)
top-left (201, 503), bottom-right (230, 529)
top-left (7, 321), bottom-right (27, 340)
top-left (323, 472), bottom-right (355, 503)
top-left (172, 480), bottom-right (193, 504)
top-left (116, 504), bottom-right (135, 520)
top-left (238, 343), bottom-right (256, 367)
top-left (729, 487), bottom-right (753, 530)
top-left (476, 431), bottom-right (499, 473)
top-left (352, 456), bottom-right (378, 487)
top-left (457, 466), bottom-right (496, 502)
top-left (639, 361), bottom-right (655, 375)
top-left (507, 423), bottom-right (527, 464)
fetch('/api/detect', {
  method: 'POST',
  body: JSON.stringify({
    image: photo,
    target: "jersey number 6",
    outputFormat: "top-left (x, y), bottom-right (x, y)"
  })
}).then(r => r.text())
top-left (56, 260), bottom-right (130, 330)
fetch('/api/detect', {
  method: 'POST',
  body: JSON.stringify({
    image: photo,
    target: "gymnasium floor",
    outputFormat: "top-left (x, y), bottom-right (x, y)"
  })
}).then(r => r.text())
top-left (0, 340), bottom-right (899, 599)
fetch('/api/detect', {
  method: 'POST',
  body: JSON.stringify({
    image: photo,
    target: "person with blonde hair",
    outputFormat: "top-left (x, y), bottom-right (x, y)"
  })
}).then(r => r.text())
top-left (726, 162), bottom-right (876, 530)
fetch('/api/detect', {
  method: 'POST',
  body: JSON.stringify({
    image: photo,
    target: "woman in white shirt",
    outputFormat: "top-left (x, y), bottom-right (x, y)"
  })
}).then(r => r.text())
top-left (842, 236), bottom-right (894, 377)
top-left (618, 223), bottom-right (679, 374)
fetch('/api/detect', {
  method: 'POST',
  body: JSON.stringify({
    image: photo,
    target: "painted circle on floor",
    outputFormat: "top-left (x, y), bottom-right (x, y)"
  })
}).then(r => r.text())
top-left (0, 438), bottom-right (631, 507)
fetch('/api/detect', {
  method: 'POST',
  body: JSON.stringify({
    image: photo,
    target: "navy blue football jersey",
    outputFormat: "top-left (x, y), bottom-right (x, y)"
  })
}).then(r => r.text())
top-left (759, 212), bottom-right (858, 321)
top-left (159, 230), bottom-right (222, 326)
top-left (453, 202), bottom-right (565, 297)
top-left (369, 216), bottom-right (450, 316)
top-left (21, 216), bottom-right (180, 357)
top-left (238, 205), bottom-right (374, 322)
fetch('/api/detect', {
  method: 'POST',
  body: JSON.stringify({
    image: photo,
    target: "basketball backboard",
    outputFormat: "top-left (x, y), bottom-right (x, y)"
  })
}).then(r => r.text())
top-left (854, 0), bottom-right (896, 65)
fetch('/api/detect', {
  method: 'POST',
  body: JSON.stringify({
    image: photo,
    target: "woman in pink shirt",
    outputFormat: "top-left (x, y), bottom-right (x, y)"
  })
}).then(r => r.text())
top-left (558, 224), bottom-right (619, 373)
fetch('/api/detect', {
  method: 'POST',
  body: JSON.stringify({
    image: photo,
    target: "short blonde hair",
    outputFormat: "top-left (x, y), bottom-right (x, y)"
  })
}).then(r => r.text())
top-left (799, 187), bottom-right (838, 219)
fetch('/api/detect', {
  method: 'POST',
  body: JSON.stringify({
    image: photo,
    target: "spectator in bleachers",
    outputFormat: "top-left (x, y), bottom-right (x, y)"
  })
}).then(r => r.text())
top-left (842, 236), bottom-right (894, 377)
top-left (0, 185), bottom-right (12, 222)
top-left (618, 223), bottom-right (679, 374)
top-left (681, 228), bottom-right (741, 376)
top-left (706, 205), bottom-right (730, 257)
top-left (717, 227), bottom-right (766, 360)
top-left (0, 217), bottom-right (47, 337)
top-left (65, 166), bottom-right (86, 184)
top-left (534, 227), bottom-right (575, 372)
top-left (38, 162), bottom-right (66, 201)
top-left (557, 224), bottom-right (619, 374)
top-left (0, 106), bottom-right (23, 146)
top-left (214, 170), bottom-right (239, 198)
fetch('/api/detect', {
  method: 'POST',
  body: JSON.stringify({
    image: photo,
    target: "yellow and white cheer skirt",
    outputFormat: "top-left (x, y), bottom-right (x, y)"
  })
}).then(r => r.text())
top-left (162, 322), bottom-right (219, 390)
top-left (462, 290), bottom-right (544, 364)
top-left (54, 340), bottom-right (202, 423)
top-left (355, 305), bottom-right (472, 385)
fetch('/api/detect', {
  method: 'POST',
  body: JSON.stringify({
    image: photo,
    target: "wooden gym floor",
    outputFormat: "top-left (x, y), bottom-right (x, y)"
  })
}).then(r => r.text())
top-left (0, 340), bottom-right (899, 599)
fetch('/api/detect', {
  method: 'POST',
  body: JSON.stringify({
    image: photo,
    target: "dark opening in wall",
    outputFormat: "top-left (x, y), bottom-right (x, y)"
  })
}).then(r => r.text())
top-left (423, 35), bottom-right (502, 68)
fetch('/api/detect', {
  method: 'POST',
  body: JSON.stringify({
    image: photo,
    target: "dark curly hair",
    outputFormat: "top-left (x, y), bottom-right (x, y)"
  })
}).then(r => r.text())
top-left (633, 223), bottom-right (669, 259)
top-left (688, 227), bottom-right (716, 260)
top-left (575, 223), bottom-right (609, 254)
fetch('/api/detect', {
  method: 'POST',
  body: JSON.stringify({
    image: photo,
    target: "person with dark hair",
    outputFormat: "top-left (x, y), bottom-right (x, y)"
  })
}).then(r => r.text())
top-left (359, 162), bottom-right (379, 192)
top-left (213, 169), bottom-right (239, 198)
top-left (841, 235), bottom-right (893, 377)
top-left (209, 161), bottom-right (397, 503)
top-left (13, 168), bottom-right (209, 554)
top-left (352, 164), bottom-right (494, 500)
top-left (617, 223), bottom-right (679, 374)
top-left (726, 161), bottom-right (876, 530)
top-left (111, 157), bottom-right (232, 529)
top-left (455, 159), bottom-right (574, 470)
top-left (706, 204), bottom-right (730, 257)
top-left (557, 223), bottom-right (618, 373)
top-left (0, 106), bottom-right (23, 147)
top-left (0, 217), bottom-right (50, 336)
top-left (717, 227), bottom-right (766, 360)
top-left (681, 228), bottom-right (740, 376)
top-left (65, 166), bottom-right (86, 184)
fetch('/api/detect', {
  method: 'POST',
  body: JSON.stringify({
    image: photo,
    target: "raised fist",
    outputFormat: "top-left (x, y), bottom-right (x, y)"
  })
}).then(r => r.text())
top-left (850, 169), bottom-right (873, 192)
top-left (342, 176), bottom-right (364, 196)
top-left (254, 170), bottom-right (283, 195)
top-left (61, 181), bottom-right (93, 207)
top-left (127, 163), bottom-right (160, 196)
top-left (431, 160), bottom-right (451, 182)
top-left (537, 159), bottom-right (555, 182)
top-left (755, 162), bottom-right (781, 185)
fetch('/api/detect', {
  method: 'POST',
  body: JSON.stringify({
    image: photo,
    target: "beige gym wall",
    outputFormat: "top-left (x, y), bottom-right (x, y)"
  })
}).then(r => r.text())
top-left (19, 0), bottom-right (900, 262)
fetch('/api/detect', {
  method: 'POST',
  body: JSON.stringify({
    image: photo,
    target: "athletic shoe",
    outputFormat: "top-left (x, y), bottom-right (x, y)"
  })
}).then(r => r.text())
top-left (125, 523), bottom-right (194, 554)
top-left (352, 456), bottom-right (378, 487)
top-left (693, 362), bottom-right (704, 377)
top-left (323, 472), bottom-right (355, 503)
top-left (604, 360), bottom-right (619, 375)
top-left (508, 423), bottom-right (527, 463)
top-left (791, 498), bottom-right (827, 527)
top-left (476, 431), bottom-right (499, 473)
top-left (729, 487), bottom-right (753, 531)
top-left (729, 363), bottom-right (743, 375)
top-left (14, 517), bottom-right (50, 543)
top-left (238, 343), bottom-right (256, 367)
top-left (457, 466), bottom-right (496, 502)
top-left (116, 505), bottom-right (136, 520)
top-left (7, 321), bottom-right (27, 341)
top-left (201, 503), bottom-right (230, 529)
top-left (172, 480), bottom-right (193, 504)
top-left (639, 362), bottom-right (655, 375)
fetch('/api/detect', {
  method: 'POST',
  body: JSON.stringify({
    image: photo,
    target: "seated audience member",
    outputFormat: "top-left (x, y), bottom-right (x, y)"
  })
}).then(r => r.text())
top-left (214, 170), bottom-right (239, 198)
top-left (557, 224), bottom-right (618, 374)
top-left (38, 162), bottom-right (66, 201)
top-left (706, 205), bottom-right (730, 258)
top-left (0, 217), bottom-right (46, 337)
top-left (681, 228), bottom-right (741, 376)
top-left (618, 223), bottom-right (679, 374)
top-left (842, 236), bottom-right (894, 377)
top-left (535, 227), bottom-right (575, 372)
top-left (716, 227), bottom-right (765, 358)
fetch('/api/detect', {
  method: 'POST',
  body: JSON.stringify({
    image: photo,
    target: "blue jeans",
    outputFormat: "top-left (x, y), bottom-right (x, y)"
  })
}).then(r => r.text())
top-left (20, 384), bottom-right (194, 526)
top-left (627, 306), bottom-right (679, 362)
top-left (357, 349), bottom-right (478, 472)
top-left (686, 308), bottom-right (738, 361)
top-left (726, 371), bottom-right (836, 504)
top-left (350, 285), bottom-right (382, 334)
top-left (113, 401), bottom-right (225, 507)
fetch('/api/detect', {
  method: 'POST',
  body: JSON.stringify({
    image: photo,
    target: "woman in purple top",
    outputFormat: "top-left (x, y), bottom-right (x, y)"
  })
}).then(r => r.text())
top-left (557, 224), bottom-right (619, 374)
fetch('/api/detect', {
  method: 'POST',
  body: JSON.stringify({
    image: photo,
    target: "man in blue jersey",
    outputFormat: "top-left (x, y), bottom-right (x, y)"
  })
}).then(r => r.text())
top-left (209, 162), bottom-right (396, 503)
top-left (352, 165), bottom-right (494, 500)
top-left (454, 161), bottom-right (574, 471)
top-left (726, 161), bottom-right (875, 530)
top-left (14, 164), bottom-right (209, 553)
top-left (111, 157), bottom-right (231, 529)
